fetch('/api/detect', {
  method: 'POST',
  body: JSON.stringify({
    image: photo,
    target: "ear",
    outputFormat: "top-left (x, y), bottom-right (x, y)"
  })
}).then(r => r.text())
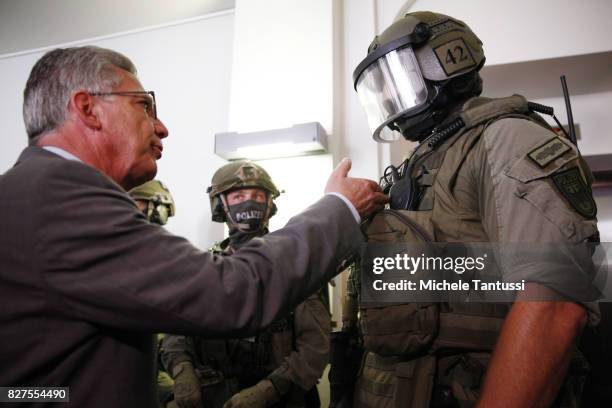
top-left (70, 91), bottom-right (102, 130)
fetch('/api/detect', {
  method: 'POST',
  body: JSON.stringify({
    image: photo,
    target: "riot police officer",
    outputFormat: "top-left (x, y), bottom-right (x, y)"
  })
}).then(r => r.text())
top-left (339, 10), bottom-right (600, 407)
top-left (162, 161), bottom-right (330, 408)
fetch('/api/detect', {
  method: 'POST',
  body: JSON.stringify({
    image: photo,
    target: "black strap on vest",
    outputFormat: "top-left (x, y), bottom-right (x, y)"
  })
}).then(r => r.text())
top-left (384, 117), bottom-right (466, 210)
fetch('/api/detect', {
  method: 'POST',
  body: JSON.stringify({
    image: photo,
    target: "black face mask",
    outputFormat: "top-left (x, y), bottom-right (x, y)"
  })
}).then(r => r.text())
top-left (227, 200), bottom-right (268, 233)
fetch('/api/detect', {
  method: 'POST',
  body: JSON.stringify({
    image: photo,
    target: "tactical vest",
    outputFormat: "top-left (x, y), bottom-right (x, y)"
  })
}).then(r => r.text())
top-left (199, 241), bottom-right (323, 408)
top-left (359, 95), bottom-right (555, 357)
top-left (200, 241), bottom-right (296, 386)
top-left (184, 315), bottom-right (295, 408)
top-left (192, 315), bottom-right (294, 385)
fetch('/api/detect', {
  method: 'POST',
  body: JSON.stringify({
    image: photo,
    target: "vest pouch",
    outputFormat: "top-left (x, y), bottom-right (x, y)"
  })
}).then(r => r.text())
top-left (394, 355), bottom-right (436, 408)
top-left (360, 303), bottom-right (439, 356)
top-left (362, 209), bottom-right (439, 356)
top-left (354, 353), bottom-right (435, 408)
top-left (415, 168), bottom-right (438, 211)
top-left (366, 209), bottom-right (434, 244)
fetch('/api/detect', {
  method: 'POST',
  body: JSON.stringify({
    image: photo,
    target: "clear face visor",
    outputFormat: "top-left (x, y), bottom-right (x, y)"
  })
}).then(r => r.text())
top-left (355, 46), bottom-right (428, 142)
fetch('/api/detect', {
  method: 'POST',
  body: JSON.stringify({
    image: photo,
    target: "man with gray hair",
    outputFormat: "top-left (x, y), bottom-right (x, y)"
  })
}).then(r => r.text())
top-left (0, 46), bottom-right (386, 407)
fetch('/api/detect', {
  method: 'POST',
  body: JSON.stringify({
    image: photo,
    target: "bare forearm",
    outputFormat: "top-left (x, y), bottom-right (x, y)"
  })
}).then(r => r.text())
top-left (477, 296), bottom-right (586, 407)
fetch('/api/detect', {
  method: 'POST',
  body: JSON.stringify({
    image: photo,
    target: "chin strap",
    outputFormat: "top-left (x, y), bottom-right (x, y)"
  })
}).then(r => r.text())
top-left (219, 194), bottom-right (238, 226)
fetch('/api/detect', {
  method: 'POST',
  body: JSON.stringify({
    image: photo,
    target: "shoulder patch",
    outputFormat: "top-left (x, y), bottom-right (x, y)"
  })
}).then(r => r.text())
top-left (552, 167), bottom-right (597, 219)
top-left (528, 137), bottom-right (571, 168)
top-left (433, 38), bottom-right (477, 76)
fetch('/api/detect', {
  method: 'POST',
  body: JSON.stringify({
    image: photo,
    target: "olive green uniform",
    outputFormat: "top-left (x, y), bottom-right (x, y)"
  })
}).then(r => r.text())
top-left (345, 95), bottom-right (599, 407)
top-left (162, 238), bottom-right (331, 408)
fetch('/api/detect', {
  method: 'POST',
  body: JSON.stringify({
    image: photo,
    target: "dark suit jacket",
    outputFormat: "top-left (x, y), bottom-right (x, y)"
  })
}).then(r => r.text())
top-left (0, 147), bottom-right (363, 407)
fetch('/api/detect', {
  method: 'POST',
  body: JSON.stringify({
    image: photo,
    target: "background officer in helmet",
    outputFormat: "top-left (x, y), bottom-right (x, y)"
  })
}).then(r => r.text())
top-left (129, 179), bottom-right (176, 226)
top-left (341, 10), bottom-right (599, 407)
top-left (129, 179), bottom-right (177, 407)
top-left (162, 161), bottom-right (330, 408)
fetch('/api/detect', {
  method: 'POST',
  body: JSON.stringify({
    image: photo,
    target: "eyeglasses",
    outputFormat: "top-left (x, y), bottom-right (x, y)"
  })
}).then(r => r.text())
top-left (90, 91), bottom-right (157, 120)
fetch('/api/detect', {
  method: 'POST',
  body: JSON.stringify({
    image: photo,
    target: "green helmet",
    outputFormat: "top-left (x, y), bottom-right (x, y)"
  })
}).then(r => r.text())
top-left (353, 11), bottom-right (485, 142)
top-left (129, 180), bottom-right (176, 225)
top-left (207, 161), bottom-right (280, 223)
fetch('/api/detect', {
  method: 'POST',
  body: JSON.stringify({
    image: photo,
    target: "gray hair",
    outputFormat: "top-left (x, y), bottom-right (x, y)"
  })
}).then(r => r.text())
top-left (23, 46), bottom-right (137, 141)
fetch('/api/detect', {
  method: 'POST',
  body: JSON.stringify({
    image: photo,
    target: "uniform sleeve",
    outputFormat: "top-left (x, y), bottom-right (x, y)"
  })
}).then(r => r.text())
top-left (33, 160), bottom-right (363, 337)
top-left (160, 334), bottom-right (195, 375)
top-left (267, 293), bottom-right (331, 393)
top-left (475, 117), bottom-right (600, 324)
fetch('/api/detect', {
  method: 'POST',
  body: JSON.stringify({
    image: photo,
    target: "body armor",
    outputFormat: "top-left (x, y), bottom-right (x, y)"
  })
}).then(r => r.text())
top-left (352, 95), bottom-right (595, 407)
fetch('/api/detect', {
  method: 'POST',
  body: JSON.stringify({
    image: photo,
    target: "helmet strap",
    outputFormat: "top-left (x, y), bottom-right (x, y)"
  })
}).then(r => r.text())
top-left (220, 193), bottom-right (240, 227)
top-left (263, 194), bottom-right (274, 222)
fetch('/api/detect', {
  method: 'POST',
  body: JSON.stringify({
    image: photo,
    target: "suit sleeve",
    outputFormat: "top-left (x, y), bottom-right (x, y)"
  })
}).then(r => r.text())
top-left (33, 160), bottom-right (363, 337)
top-left (268, 293), bottom-right (331, 393)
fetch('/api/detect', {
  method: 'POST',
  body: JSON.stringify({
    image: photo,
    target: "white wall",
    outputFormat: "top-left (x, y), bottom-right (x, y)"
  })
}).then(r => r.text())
top-left (0, 11), bottom-right (235, 249)
top-left (229, 0), bottom-right (333, 134)
top-left (258, 154), bottom-right (334, 231)
top-left (0, 0), bottom-right (235, 55)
